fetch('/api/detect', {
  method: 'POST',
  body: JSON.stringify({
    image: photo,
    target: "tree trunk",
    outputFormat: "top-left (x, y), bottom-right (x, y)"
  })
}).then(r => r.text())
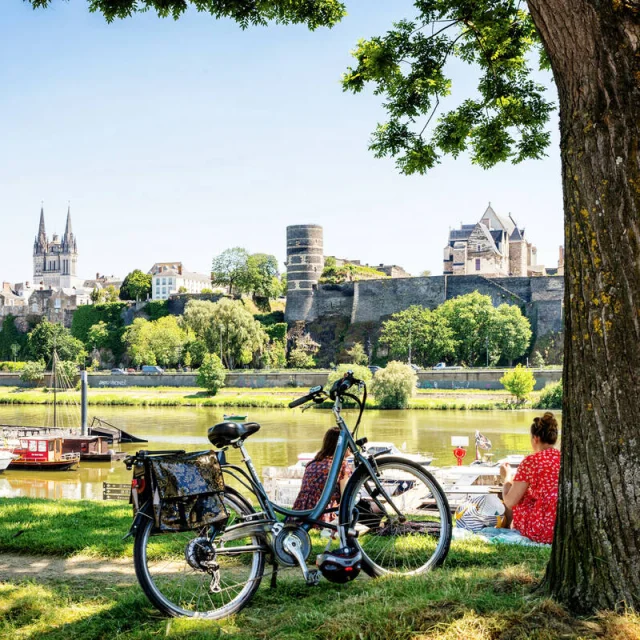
top-left (527, 0), bottom-right (640, 613)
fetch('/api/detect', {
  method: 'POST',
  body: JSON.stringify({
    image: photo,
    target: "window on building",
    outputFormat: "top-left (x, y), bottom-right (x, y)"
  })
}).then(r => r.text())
top-left (477, 244), bottom-right (481, 252)
top-left (54, 299), bottom-right (61, 309)
top-left (168, 278), bottom-right (173, 286)
top-left (475, 258), bottom-right (481, 271)
top-left (162, 278), bottom-right (166, 285)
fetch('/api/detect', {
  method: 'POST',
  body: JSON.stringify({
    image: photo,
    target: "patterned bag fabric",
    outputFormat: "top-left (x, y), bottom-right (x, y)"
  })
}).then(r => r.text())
top-left (454, 494), bottom-right (506, 532)
top-left (146, 451), bottom-right (228, 533)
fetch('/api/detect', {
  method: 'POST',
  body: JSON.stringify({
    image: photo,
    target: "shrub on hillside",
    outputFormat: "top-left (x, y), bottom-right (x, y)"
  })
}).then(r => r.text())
top-left (535, 380), bottom-right (562, 410)
top-left (500, 365), bottom-right (536, 404)
top-left (20, 361), bottom-right (46, 384)
top-left (370, 362), bottom-right (417, 409)
top-left (345, 343), bottom-right (369, 366)
top-left (197, 354), bottom-right (226, 395)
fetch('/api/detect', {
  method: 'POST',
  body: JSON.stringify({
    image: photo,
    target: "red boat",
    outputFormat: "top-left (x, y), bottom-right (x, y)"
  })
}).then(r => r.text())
top-left (8, 436), bottom-right (80, 471)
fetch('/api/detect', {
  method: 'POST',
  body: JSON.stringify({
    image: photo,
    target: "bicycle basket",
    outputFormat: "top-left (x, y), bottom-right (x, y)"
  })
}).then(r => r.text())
top-left (133, 450), bottom-right (228, 533)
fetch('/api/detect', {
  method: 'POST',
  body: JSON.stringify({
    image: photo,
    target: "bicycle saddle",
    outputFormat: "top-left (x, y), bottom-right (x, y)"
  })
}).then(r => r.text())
top-left (208, 421), bottom-right (261, 448)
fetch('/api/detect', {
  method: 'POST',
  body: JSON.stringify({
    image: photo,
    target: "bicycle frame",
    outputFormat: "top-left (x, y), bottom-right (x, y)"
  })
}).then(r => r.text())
top-left (218, 394), bottom-right (405, 548)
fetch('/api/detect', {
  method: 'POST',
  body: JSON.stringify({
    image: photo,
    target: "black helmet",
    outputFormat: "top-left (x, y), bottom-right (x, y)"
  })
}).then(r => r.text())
top-left (316, 546), bottom-right (362, 584)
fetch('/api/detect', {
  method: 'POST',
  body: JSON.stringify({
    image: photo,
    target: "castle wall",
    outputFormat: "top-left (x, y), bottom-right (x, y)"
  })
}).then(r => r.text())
top-left (294, 274), bottom-right (563, 346)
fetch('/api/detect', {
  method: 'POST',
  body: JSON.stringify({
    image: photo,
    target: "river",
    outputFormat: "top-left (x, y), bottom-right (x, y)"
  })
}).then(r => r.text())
top-left (0, 405), bottom-right (561, 500)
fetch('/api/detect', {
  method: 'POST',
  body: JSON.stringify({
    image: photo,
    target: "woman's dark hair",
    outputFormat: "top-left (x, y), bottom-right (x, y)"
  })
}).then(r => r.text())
top-left (531, 412), bottom-right (559, 445)
top-left (314, 427), bottom-right (341, 461)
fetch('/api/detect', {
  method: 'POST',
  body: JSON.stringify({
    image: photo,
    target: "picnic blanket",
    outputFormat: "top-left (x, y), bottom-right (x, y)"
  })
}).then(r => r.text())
top-left (452, 526), bottom-right (550, 547)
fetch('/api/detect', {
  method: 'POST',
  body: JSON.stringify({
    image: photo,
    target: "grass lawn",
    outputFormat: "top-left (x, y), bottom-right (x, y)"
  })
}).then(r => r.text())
top-left (0, 386), bottom-right (539, 410)
top-left (0, 498), bottom-right (637, 639)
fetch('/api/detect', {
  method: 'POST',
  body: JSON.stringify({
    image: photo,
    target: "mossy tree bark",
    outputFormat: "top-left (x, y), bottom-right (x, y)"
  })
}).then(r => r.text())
top-left (527, 0), bottom-right (640, 612)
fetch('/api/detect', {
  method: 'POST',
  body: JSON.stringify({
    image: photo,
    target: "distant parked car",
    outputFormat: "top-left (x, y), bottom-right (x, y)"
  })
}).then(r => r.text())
top-left (432, 362), bottom-right (447, 369)
top-left (142, 365), bottom-right (164, 375)
top-left (126, 368), bottom-right (136, 373)
top-left (111, 368), bottom-right (127, 375)
top-left (368, 366), bottom-right (381, 375)
top-left (409, 363), bottom-right (420, 372)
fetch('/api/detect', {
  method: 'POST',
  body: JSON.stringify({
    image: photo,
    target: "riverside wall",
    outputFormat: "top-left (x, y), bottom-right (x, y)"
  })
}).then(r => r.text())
top-left (0, 369), bottom-right (561, 391)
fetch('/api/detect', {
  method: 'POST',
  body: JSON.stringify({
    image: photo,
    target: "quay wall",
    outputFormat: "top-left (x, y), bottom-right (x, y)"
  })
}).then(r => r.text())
top-left (0, 370), bottom-right (561, 391)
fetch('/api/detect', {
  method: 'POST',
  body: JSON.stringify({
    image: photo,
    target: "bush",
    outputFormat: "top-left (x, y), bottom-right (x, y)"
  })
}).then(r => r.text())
top-left (536, 380), bottom-right (562, 409)
top-left (287, 348), bottom-right (316, 369)
top-left (500, 365), bottom-right (536, 404)
top-left (327, 364), bottom-right (372, 395)
top-left (0, 361), bottom-right (27, 372)
top-left (531, 351), bottom-right (545, 368)
top-left (370, 361), bottom-right (417, 409)
top-left (196, 354), bottom-right (226, 395)
top-left (54, 361), bottom-right (79, 386)
top-left (20, 361), bottom-right (46, 384)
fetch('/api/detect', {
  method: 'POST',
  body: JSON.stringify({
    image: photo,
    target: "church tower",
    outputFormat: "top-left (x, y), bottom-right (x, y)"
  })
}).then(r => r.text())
top-left (33, 205), bottom-right (79, 289)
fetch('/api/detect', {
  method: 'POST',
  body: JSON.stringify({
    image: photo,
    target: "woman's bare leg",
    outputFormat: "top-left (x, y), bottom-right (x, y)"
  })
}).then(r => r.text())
top-left (502, 481), bottom-right (513, 527)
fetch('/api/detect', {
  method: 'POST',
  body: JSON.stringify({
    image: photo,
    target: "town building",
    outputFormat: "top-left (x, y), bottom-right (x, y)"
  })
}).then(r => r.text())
top-left (148, 262), bottom-right (211, 300)
top-left (442, 204), bottom-right (554, 277)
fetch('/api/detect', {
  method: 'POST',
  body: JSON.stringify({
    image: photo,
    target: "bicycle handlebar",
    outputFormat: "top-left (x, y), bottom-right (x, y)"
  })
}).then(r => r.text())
top-left (288, 385), bottom-right (323, 409)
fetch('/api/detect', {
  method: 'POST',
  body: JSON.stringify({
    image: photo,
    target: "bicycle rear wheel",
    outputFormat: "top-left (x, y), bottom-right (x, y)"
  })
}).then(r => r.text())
top-left (340, 456), bottom-right (452, 576)
top-left (133, 488), bottom-right (266, 618)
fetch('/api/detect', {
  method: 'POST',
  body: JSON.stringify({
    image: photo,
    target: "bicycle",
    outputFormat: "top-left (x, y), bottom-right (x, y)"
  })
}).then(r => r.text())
top-left (126, 371), bottom-right (452, 619)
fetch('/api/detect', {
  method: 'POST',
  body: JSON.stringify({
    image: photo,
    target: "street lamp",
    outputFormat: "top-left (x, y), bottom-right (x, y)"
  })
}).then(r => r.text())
top-left (485, 335), bottom-right (489, 367)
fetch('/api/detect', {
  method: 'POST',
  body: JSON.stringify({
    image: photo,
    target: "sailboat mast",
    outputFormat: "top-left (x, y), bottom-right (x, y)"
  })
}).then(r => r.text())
top-left (53, 342), bottom-right (57, 429)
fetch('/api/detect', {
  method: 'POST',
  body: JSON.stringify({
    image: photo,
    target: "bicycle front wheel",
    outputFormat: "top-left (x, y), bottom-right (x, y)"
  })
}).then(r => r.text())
top-left (133, 488), bottom-right (266, 619)
top-left (340, 456), bottom-right (452, 576)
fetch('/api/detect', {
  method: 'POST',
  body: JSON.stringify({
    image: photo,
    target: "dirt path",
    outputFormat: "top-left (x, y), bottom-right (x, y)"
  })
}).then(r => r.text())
top-left (0, 553), bottom-right (137, 586)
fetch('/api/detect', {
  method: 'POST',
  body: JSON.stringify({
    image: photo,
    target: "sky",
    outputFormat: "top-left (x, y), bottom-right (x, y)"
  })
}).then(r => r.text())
top-left (0, 1), bottom-right (563, 284)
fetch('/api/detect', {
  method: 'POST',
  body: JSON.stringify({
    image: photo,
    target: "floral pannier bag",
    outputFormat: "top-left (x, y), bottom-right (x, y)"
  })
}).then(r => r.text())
top-left (131, 450), bottom-right (228, 533)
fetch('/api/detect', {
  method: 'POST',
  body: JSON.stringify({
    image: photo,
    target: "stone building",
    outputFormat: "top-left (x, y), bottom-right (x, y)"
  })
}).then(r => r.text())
top-left (33, 205), bottom-right (82, 289)
top-left (443, 204), bottom-right (539, 277)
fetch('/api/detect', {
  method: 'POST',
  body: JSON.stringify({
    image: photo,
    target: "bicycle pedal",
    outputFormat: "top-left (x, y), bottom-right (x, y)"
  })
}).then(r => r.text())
top-left (305, 570), bottom-right (321, 586)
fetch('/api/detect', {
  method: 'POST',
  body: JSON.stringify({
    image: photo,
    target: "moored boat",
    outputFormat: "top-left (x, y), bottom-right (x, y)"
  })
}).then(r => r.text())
top-left (0, 450), bottom-right (18, 473)
top-left (8, 436), bottom-right (80, 471)
top-left (61, 435), bottom-right (126, 462)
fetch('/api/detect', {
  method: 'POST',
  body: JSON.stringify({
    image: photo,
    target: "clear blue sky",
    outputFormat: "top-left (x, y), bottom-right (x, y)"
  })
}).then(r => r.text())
top-left (0, 1), bottom-right (563, 284)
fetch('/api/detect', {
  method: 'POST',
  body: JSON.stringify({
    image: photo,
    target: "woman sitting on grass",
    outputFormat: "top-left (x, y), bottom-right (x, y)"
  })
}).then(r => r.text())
top-left (291, 427), bottom-right (351, 523)
top-left (500, 412), bottom-right (561, 544)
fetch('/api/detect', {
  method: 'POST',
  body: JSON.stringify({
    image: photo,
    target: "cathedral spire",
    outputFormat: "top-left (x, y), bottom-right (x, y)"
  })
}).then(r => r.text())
top-left (38, 203), bottom-right (46, 241)
top-left (64, 203), bottom-right (73, 240)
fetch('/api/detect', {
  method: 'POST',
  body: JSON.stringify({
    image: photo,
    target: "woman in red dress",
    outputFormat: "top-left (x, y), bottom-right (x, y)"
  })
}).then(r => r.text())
top-left (291, 427), bottom-right (351, 523)
top-left (500, 412), bottom-right (561, 544)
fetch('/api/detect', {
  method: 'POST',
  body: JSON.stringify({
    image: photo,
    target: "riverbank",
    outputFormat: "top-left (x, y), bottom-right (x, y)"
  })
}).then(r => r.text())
top-left (1, 498), bottom-right (635, 640)
top-left (0, 386), bottom-right (548, 410)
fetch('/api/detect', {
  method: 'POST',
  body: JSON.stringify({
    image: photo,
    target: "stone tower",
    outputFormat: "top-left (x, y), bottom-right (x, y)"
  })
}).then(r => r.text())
top-left (33, 205), bottom-right (79, 289)
top-left (285, 224), bottom-right (324, 322)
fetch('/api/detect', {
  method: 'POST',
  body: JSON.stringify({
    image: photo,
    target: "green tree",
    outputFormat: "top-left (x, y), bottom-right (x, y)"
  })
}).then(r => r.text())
top-left (148, 316), bottom-right (187, 367)
top-left (122, 318), bottom-right (156, 367)
top-left (182, 299), bottom-right (217, 340)
top-left (27, 320), bottom-right (86, 364)
top-left (536, 380), bottom-right (562, 410)
top-left (439, 293), bottom-right (497, 366)
top-left (531, 351), bottom-right (545, 368)
top-left (492, 304), bottom-right (532, 366)
top-left (196, 353), bottom-right (226, 395)
top-left (104, 285), bottom-right (120, 302)
top-left (211, 247), bottom-right (249, 295)
top-left (346, 342), bottom-right (368, 366)
top-left (87, 321), bottom-right (110, 350)
top-left (0, 315), bottom-right (26, 361)
top-left (26, 1), bottom-right (345, 27)
top-left (245, 253), bottom-right (281, 308)
top-left (120, 269), bottom-right (152, 301)
top-left (287, 329), bottom-right (320, 369)
top-left (370, 362), bottom-right (417, 409)
top-left (379, 306), bottom-right (456, 367)
top-left (202, 299), bottom-right (268, 369)
top-left (500, 365), bottom-right (536, 405)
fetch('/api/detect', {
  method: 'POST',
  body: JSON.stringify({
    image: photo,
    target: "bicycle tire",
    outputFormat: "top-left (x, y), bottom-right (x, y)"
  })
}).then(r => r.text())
top-left (133, 487), bottom-right (266, 618)
top-left (340, 456), bottom-right (452, 577)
